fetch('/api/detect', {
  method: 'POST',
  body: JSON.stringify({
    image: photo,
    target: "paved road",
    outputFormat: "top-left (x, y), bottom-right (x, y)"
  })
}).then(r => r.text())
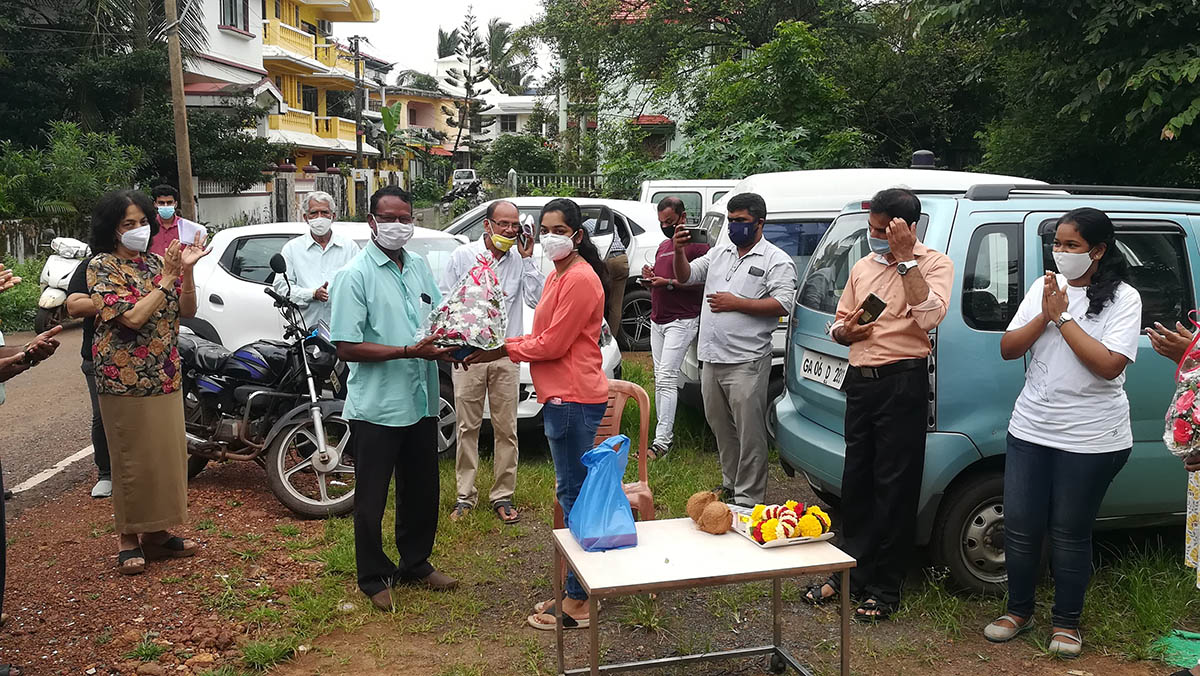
top-left (0, 325), bottom-right (96, 507)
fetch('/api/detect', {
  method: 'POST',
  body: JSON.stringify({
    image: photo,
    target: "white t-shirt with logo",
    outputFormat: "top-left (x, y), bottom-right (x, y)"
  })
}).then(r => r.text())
top-left (1007, 275), bottom-right (1142, 453)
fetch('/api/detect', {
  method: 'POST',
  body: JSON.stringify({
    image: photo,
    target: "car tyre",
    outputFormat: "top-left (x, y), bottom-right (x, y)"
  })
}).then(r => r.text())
top-left (931, 471), bottom-right (1007, 595)
top-left (619, 287), bottom-right (652, 352)
top-left (437, 374), bottom-right (456, 457)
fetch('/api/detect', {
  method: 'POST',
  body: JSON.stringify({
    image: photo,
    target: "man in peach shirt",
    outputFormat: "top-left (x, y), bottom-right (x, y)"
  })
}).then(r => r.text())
top-left (807, 188), bottom-right (953, 621)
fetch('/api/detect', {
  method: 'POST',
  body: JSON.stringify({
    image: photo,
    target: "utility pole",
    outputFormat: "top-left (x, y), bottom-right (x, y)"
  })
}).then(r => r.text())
top-left (164, 0), bottom-right (196, 220)
top-left (352, 36), bottom-right (364, 170)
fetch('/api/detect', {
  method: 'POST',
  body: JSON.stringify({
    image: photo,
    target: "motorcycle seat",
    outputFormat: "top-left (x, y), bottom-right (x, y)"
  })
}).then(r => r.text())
top-left (178, 333), bottom-right (232, 373)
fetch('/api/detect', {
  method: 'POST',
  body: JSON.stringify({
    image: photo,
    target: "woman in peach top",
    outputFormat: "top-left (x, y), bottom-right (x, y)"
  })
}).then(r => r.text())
top-left (468, 198), bottom-right (609, 630)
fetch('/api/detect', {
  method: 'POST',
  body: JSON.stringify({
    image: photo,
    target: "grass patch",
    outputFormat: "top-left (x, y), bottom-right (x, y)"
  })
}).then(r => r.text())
top-left (896, 568), bottom-right (968, 639)
top-left (195, 519), bottom-right (216, 531)
top-left (124, 634), bottom-right (167, 662)
top-left (618, 594), bottom-right (668, 632)
top-left (275, 524), bottom-right (301, 537)
top-left (240, 636), bottom-right (297, 669)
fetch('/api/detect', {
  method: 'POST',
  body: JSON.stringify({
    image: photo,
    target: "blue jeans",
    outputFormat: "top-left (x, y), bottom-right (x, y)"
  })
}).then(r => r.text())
top-left (544, 400), bottom-right (606, 600)
top-left (1003, 433), bottom-right (1130, 629)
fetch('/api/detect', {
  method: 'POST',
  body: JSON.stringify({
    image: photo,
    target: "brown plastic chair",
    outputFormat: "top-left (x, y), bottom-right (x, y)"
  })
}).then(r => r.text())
top-left (552, 379), bottom-right (656, 529)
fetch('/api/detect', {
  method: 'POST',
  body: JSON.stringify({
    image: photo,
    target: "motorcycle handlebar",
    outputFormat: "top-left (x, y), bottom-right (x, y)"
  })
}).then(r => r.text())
top-left (264, 287), bottom-right (292, 307)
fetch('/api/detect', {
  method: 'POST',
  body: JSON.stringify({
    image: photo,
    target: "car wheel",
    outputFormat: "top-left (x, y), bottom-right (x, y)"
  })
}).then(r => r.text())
top-left (437, 375), bottom-right (457, 457)
top-left (931, 471), bottom-right (1007, 595)
top-left (619, 287), bottom-right (652, 352)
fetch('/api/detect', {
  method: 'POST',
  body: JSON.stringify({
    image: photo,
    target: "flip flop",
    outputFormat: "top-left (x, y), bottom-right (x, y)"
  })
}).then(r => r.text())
top-left (118, 548), bottom-right (146, 576)
top-left (493, 500), bottom-right (521, 525)
top-left (853, 599), bottom-right (894, 623)
top-left (527, 610), bottom-right (589, 631)
top-left (803, 582), bottom-right (836, 606)
top-left (449, 502), bottom-right (472, 522)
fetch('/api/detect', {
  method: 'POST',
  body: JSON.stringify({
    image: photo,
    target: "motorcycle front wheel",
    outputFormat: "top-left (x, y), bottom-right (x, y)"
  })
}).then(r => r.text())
top-left (265, 414), bottom-right (355, 518)
top-left (34, 307), bottom-right (61, 334)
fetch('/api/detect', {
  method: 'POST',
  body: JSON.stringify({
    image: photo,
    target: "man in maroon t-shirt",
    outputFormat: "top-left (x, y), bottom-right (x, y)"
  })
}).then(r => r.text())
top-left (640, 197), bottom-right (709, 458)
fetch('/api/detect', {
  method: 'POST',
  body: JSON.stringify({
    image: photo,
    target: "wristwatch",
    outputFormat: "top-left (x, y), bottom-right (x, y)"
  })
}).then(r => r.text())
top-left (897, 260), bottom-right (919, 276)
top-left (1054, 311), bottom-right (1074, 328)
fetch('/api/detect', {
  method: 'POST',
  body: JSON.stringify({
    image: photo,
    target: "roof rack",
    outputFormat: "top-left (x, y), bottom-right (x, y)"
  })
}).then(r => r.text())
top-left (966, 184), bottom-right (1200, 201)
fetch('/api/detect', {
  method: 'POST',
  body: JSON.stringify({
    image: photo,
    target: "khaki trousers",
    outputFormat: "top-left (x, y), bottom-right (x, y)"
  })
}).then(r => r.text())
top-left (605, 253), bottom-right (629, 336)
top-left (452, 359), bottom-right (520, 507)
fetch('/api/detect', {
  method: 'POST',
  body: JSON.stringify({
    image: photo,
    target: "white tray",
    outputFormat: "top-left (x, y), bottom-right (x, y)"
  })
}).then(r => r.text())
top-left (729, 505), bottom-right (836, 549)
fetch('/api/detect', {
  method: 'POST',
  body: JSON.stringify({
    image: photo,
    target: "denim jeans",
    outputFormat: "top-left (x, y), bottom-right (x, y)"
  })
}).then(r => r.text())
top-left (543, 400), bottom-right (606, 600)
top-left (650, 317), bottom-right (699, 448)
top-left (1003, 433), bottom-right (1130, 629)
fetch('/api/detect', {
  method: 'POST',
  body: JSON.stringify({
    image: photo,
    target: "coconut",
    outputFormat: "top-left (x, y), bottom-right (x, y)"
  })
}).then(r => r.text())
top-left (698, 501), bottom-right (732, 534)
top-left (686, 491), bottom-right (718, 522)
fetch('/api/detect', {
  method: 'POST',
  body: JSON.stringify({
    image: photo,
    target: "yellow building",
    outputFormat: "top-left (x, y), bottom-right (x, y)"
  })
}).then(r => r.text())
top-left (379, 87), bottom-right (467, 170)
top-left (261, 0), bottom-right (382, 176)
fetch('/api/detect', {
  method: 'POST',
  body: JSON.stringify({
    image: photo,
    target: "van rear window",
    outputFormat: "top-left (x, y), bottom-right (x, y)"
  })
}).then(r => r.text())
top-left (799, 212), bottom-right (928, 314)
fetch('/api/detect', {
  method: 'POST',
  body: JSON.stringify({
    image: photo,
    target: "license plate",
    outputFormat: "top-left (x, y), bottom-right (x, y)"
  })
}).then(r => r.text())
top-left (800, 349), bottom-right (848, 390)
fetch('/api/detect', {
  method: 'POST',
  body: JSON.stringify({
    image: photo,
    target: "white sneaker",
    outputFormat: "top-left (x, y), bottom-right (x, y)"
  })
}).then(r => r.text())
top-left (91, 479), bottom-right (112, 498)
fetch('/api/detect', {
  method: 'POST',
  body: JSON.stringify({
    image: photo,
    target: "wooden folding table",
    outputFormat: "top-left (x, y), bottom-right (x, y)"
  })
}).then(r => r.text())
top-left (552, 517), bottom-right (856, 675)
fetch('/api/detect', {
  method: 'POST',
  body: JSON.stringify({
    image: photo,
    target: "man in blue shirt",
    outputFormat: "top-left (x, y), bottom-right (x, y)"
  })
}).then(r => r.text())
top-left (273, 190), bottom-right (359, 331)
top-left (331, 186), bottom-right (459, 611)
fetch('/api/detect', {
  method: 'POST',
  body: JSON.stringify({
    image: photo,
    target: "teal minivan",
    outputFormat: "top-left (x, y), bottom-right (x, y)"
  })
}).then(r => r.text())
top-left (775, 183), bottom-right (1200, 593)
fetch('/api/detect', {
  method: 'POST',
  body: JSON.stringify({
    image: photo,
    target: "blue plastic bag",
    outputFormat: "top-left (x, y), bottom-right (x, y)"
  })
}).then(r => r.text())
top-left (568, 435), bottom-right (639, 552)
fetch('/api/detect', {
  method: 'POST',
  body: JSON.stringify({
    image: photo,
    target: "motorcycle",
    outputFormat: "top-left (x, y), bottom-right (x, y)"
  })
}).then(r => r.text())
top-left (179, 253), bottom-right (354, 518)
top-left (438, 179), bottom-right (486, 217)
top-left (36, 235), bottom-right (90, 333)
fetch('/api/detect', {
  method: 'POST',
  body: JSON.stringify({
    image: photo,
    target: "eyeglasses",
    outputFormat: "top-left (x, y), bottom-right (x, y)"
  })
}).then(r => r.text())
top-left (489, 219), bottom-right (520, 229)
top-left (372, 215), bottom-right (413, 224)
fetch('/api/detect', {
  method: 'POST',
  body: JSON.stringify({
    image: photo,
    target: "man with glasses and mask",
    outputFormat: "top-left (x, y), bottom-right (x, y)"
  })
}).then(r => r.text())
top-left (639, 196), bottom-right (708, 459)
top-left (273, 191), bottom-right (358, 331)
top-left (331, 186), bottom-right (460, 611)
top-left (673, 192), bottom-right (796, 506)
top-left (441, 200), bottom-right (544, 525)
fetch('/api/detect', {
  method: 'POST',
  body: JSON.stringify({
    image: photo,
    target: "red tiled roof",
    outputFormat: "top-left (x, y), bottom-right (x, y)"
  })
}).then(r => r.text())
top-left (632, 114), bottom-right (673, 126)
top-left (428, 147), bottom-right (453, 156)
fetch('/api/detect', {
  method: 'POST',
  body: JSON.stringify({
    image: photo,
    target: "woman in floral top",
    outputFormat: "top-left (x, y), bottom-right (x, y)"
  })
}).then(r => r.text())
top-left (86, 190), bottom-right (209, 575)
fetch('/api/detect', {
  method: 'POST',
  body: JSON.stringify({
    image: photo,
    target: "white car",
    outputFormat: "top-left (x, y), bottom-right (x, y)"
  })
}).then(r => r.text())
top-left (443, 196), bottom-right (667, 351)
top-left (638, 179), bottom-right (738, 225)
top-left (183, 222), bottom-right (624, 454)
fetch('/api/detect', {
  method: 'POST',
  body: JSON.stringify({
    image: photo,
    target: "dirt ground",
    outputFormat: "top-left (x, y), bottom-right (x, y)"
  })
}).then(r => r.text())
top-left (0, 458), bottom-right (1177, 676)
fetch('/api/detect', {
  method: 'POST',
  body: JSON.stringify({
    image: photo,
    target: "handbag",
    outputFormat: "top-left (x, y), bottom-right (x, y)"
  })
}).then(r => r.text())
top-left (568, 435), bottom-right (639, 552)
top-left (1163, 312), bottom-right (1200, 457)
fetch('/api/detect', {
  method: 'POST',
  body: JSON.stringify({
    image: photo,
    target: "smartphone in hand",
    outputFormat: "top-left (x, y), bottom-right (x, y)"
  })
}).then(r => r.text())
top-left (684, 226), bottom-right (710, 245)
top-left (519, 219), bottom-right (535, 247)
top-left (857, 292), bottom-right (887, 325)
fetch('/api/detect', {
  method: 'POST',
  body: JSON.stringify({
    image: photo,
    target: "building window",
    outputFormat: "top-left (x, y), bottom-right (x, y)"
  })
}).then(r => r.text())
top-left (220, 0), bottom-right (249, 31)
top-left (408, 108), bottom-right (418, 126)
top-left (274, 0), bottom-right (281, 18)
top-left (500, 115), bottom-right (517, 133)
top-left (300, 85), bottom-right (319, 114)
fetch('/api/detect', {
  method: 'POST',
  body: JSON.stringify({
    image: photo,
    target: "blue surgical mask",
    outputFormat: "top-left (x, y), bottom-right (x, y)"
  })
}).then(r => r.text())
top-left (867, 235), bottom-right (891, 255)
top-left (728, 220), bottom-right (757, 247)
top-left (158, 205), bottom-right (176, 221)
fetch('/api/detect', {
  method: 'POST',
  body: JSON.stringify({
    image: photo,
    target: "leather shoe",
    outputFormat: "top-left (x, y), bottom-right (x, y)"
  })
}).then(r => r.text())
top-left (369, 588), bottom-right (393, 611)
top-left (416, 570), bottom-right (459, 591)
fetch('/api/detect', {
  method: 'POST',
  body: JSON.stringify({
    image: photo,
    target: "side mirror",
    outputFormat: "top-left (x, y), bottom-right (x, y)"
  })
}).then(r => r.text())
top-left (270, 253), bottom-right (287, 274)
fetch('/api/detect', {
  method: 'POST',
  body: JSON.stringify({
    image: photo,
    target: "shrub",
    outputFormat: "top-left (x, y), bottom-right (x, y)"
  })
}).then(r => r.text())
top-left (0, 256), bottom-right (46, 332)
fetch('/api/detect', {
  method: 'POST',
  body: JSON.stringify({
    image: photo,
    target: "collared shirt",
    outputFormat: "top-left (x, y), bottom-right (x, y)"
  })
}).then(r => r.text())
top-left (273, 232), bottom-right (360, 331)
top-left (583, 218), bottom-right (626, 257)
top-left (441, 237), bottom-right (545, 338)
top-left (688, 237), bottom-right (797, 364)
top-left (149, 217), bottom-right (207, 256)
top-left (330, 242), bottom-right (441, 427)
top-left (651, 240), bottom-right (708, 324)
top-left (831, 242), bottom-right (954, 368)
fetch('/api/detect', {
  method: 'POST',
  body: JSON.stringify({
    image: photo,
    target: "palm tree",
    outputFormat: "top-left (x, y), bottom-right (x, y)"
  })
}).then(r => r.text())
top-left (485, 17), bottom-right (534, 95)
top-left (437, 27), bottom-right (460, 59)
top-left (394, 69), bottom-right (442, 92)
top-left (88, 0), bottom-right (209, 55)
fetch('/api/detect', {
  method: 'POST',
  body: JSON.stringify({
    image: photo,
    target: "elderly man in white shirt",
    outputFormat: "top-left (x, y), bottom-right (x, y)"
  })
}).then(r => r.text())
top-left (273, 191), bottom-right (360, 332)
top-left (441, 200), bottom-right (544, 524)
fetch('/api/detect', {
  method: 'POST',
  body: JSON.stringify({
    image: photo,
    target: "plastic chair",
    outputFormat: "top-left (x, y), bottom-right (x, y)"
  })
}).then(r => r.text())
top-left (553, 379), bottom-right (657, 530)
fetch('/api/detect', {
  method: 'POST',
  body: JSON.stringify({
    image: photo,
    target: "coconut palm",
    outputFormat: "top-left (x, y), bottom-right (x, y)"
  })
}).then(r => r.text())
top-left (485, 17), bottom-right (534, 95)
top-left (437, 27), bottom-right (460, 59)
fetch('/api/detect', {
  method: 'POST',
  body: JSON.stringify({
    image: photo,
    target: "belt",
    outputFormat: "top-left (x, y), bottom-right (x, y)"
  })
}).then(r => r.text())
top-left (852, 358), bottom-right (926, 380)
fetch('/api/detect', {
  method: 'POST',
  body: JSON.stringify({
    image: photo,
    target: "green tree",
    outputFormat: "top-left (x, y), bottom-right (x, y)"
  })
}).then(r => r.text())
top-left (395, 70), bottom-right (442, 92)
top-left (477, 134), bottom-right (557, 184)
top-left (441, 7), bottom-right (495, 159)
top-left (437, 27), bottom-right (461, 59)
top-left (485, 18), bottom-right (535, 95)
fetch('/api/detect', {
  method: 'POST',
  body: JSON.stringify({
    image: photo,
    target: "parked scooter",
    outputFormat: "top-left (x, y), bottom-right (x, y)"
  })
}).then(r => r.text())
top-left (36, 234), bottom-right (90, 332)
top-left (178, 253), bottom-right (353, 518)
top-left (438, 179), bottom-right (486, 216)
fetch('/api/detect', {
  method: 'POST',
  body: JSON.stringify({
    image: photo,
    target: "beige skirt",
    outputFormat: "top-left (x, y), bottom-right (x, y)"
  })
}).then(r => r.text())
top-left (98, 390), bottom-right (188, 534)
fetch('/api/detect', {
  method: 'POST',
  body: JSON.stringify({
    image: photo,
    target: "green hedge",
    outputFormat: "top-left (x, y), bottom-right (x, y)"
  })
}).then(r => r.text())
top-left (0, 257), bottom-right (47, 333)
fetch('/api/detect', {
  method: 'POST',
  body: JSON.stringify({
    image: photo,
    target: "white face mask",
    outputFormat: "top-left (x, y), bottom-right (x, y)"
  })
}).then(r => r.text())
top-left (308, 217), bottom-right (332, 237)
top-left (1053, 250), bottom-right (1096, 281)
top-left (121, 224), bottom-right (151, 253)
top-left (372, 217), bottom-right (413, 251)
top-left (541, 233), bottom-right (576, 261)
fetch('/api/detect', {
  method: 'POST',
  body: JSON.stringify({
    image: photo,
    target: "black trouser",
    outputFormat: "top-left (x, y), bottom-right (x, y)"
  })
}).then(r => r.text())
top-left (80, 361), bottom-right (111, 478)
top-left (1, 456), bottom-right (7, 617)
top-left (351, 417), bottom-right (438, 596)
top-left (828, 365), bottom-right (928, 607)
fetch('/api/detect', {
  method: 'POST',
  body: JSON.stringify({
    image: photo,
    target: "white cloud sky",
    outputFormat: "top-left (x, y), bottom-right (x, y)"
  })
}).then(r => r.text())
top-left (333, 0), bottom-right (548, 84)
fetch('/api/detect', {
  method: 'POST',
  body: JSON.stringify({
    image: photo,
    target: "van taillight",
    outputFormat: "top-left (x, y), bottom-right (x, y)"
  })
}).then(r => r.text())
top-left (860, 201), bottom-right (871, 209)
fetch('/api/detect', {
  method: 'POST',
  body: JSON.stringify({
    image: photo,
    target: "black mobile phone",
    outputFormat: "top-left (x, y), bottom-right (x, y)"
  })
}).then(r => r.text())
top-left (684, 226), bottom-right (709, 245)
top-left (858, 292), bottom-right (887, 325)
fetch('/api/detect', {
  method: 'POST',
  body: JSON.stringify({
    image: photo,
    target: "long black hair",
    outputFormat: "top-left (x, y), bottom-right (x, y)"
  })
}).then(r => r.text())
top-left (90, 189), bottom-right (158, 254)
top-left (1057, 207), bottom-right (1129, 317)
top-left (540, 198), bottom-right (610, 296)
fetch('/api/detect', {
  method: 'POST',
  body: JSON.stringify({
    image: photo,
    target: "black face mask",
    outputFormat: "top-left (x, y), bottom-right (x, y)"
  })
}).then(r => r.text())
top-left (661, 225), bottom-right (678, 239)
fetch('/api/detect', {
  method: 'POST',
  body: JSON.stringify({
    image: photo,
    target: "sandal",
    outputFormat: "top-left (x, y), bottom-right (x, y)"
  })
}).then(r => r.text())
top-left (527, 610), bottom-right (590, 631)
top-left (449, 502), bottom-right (472, 522)
top-left (0, 663), bottom-right (23, 675)
top-left (1048, 630), bottom-right (1082, 658)
top-left (118, 548), bottom-right (146, 575)
top-left (649, 443), bottom-right (669, 460)
top-left (493, 500), bottom-right (521, 525)
top-left (854, 599), bottom-right (893, 622)
top-left (804, 582), bottom-right (836, 606)
top-left (141, 535), bottom-right (197, 560)
top-left (533, 596), bottom-right (564, 615)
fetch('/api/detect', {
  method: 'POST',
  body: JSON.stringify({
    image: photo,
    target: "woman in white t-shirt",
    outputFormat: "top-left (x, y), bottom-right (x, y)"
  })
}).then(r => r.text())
top-left (982, 207), bottom-right (1142, 657)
